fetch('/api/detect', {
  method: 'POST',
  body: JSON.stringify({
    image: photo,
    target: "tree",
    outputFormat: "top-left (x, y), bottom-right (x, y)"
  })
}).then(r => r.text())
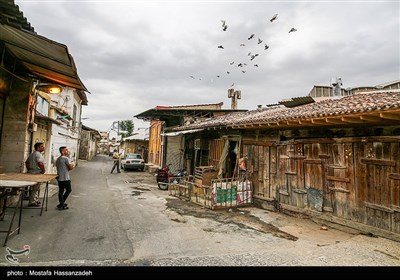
top-left (118, 120), bottom-right (134, 138)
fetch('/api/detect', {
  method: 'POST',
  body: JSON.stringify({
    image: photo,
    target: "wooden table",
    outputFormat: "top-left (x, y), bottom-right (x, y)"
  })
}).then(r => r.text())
top-left (0, 180), bottom-right (36, 247)
top-left (0, 173), bottom-right (58, 246)
top-left (0, 173), bottom-right (58, 215)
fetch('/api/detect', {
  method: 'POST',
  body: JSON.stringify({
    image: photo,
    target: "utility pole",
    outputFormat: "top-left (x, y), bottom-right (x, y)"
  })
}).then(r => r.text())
top-left (117, 120), bottom-right (120, 141)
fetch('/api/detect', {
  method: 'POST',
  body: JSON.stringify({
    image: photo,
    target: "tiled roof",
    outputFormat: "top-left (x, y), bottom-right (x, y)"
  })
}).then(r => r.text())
top-left (174, 91), bottom-right (400, 131)
top-left (157, 102), bottom-right (224, 110)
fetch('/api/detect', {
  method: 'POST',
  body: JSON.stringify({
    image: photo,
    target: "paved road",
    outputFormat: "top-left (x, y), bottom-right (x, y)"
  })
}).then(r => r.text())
top-left (0, 154), bottom-right (399, 267)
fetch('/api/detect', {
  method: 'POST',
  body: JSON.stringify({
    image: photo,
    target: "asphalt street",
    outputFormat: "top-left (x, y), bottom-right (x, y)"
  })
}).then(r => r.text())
top-left (0, 154), bottom-right (399, 268)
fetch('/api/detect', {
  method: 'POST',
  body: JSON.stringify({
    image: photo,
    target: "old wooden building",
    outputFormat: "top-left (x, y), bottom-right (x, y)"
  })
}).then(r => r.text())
top-left (172, 89), bottom-right (400, 241)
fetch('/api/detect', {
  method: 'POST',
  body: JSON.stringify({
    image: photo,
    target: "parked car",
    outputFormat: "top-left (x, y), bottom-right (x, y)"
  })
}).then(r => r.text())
top-left (121, 153), bottom-right (145, 171)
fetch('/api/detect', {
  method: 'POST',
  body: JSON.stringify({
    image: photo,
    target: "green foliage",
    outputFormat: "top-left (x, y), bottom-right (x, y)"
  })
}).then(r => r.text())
top-left (118, 120), bottom-right (134, 138)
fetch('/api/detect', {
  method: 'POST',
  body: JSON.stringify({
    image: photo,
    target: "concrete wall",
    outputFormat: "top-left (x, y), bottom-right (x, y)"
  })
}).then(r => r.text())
top-left (0, 79), bottom-right (32, 172)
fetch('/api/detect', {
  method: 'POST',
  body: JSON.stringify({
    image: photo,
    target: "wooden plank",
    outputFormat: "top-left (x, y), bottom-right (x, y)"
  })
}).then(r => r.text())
top-left (360, 114), bottom-right (382, 122)
top-left (327, 164), bottom-right (346, 169)
top-left (304, 159), bottom-right (322, 164)
top-left (0, 173), bottom-right (58, 182)
top-left (313, 213), bottom-right (400, 242)
top-left (328, 187), bottom-right (350, 193)
top-left (318, 154), bottom-right (330, 159)
top-left (365, 202), bottom-right (394, 213)
top-left (341, 117), bottom-right (365, 123)
top-left (389, 173), bottom-right (400, 180)
top-left (325, 118), bottom-right (344, 124)
top-left (279, 190), bottom-right (289, 196)
top-left (380, 112), bottom-right (400, 120)
top-left (390, 143), bottom-right (400, 208)
top-left (289, 155), bottom-right (306, 159)
top-left (293, 188), bottom-right (307, 194)
top-left (381, 144), bottom-right (391, 206)
top-left (327, 176), bottom-right (351, 183)
top-left (253, 195), bottom-right (275, 202)
top-left (360, 158), bottom-right (396, 166)
top-left (311, 119), bottom-right (326, 125)
top-left (285, 171), bottom-right (297, 175)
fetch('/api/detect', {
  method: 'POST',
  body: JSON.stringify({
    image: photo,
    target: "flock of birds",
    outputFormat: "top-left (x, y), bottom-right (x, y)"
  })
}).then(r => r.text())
top-left (189, 13), bottom-right (298, 89)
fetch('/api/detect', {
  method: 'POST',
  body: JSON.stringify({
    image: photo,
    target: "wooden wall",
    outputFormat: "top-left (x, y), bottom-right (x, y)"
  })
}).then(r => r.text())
top-left (243, 135), bottom-right (400, 237)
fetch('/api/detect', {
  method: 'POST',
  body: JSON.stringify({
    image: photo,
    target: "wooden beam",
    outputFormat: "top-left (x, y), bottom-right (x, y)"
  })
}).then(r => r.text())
top-left (341, 116), bottom-right (364, 123)
top-left (380, 112), bottom-right (400, 120)
top-left (299, 119), bottom-right (313, 125)
top-left (311, 119), bottom-right (326, 125)
top-left (326, 176), bottom-right (351, 183)
top-left (361, 158), bottom-right (396, 166)
top-left (287, 120), bottom-right (303, 125)
top-left (360, 114), bottom-right (382, 122)
top-left (325, 117), bottom-right (344, 124)
top-left (389, 173), bottom-right (400, 180)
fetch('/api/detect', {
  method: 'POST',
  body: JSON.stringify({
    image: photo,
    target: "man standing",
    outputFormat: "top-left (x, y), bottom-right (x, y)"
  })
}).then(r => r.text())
top-left (25, 142), bottom-right (45, 207)
top-left (110, 149), bottom-right (121, 173)
top-left (55, 146), bottom-right (74, 210)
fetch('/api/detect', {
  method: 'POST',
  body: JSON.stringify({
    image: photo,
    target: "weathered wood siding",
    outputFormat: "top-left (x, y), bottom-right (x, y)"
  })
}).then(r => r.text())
top-left (354, 139), bottom-right (400, 232)
top-left (208, 139), bottom-right (224, 167)
top-left (247, 136), bottom-right (400, 236)
top-left (241, 144), bottom-right (277, 201)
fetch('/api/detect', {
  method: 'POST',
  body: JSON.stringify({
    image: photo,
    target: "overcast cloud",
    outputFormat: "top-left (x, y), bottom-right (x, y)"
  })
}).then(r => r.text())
top-left (17, 1), bottom-right (399, 133)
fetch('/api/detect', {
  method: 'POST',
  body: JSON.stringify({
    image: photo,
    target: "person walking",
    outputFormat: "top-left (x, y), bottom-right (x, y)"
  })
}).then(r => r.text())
top-left (55, 146), bottom-right (74, 210)
top-left (25, 142), bottom-right (45, 207)
top-left (110, 149), bottom-right (121, 173)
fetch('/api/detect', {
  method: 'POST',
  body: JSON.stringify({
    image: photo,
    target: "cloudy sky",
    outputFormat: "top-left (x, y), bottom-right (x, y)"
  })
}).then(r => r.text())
top-left (17, 0), bottom-right (399, 134)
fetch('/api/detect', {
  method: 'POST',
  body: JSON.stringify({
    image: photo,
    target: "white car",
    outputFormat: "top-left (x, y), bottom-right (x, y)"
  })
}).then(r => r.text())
top-left (121, 153), bottom-right (145, 171)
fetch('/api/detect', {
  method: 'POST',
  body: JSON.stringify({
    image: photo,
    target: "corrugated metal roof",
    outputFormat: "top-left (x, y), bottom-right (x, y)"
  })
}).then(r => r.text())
top-left (0, 24), bottom-right (88, 104)
top-left (278, 96), bottom-right (315, 108)
top-left (34, 111), bottom-right (62, 125)
top-left (0, 0), bottom-right (34, 32)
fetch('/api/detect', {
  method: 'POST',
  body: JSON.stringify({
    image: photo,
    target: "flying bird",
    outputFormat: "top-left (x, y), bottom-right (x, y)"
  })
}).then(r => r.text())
top-left (230, 83), bottom-right (235, 87)
top-left (227, 71), bottom-right (230, 74)
top-left (264, 44), bottom-right (269, 50)
top-left (242, 70), bottom-right (246, 73)
top-left (288, 28), bottom-right (297, 33)
top-left (217, 45), bottom-right (224, 49)
top-left (254, 64), bottom-right (259, 67)
top-left (221, 20), bottom-right (228, 31)
top-left (250, 54), bottom-right (259, 61)
top-left (248, 34), bottom-right (255, 40)
top-left (270, 14), bottom-right (278, 22)
top-left (240, 43), bottom-right (246, 47)
top-left (230, 61), bottom-right (235, 65)
top-left (189, 75), bottom-right (195, 79)
top-left (257, 38), bottom-right (263, 44)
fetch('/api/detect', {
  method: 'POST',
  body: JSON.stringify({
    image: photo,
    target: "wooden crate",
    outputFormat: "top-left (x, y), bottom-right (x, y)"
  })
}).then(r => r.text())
top-left (194, 166), bottom-right (218, 186)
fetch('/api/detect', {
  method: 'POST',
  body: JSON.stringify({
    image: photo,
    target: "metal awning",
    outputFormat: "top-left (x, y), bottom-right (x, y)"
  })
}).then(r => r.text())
top-left (0, 24), bottom-right (88, 103)
top-left (162, 129), bottom-right (204, 137)
top-left (34, 112), bottom-right (62, 125)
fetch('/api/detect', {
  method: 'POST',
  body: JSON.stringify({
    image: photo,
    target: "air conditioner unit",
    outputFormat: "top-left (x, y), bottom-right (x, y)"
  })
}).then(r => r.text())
top-left (28, 123), bottom-right (37, 132)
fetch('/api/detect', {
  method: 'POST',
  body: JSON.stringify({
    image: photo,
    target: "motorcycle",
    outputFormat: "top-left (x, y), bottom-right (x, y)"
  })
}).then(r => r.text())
top-left (155, 165), bottom-right (187, 190)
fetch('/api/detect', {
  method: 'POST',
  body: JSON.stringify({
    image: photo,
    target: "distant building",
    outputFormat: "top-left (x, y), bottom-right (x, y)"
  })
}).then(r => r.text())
top-left (79, 125), bottom-right (101, 161)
